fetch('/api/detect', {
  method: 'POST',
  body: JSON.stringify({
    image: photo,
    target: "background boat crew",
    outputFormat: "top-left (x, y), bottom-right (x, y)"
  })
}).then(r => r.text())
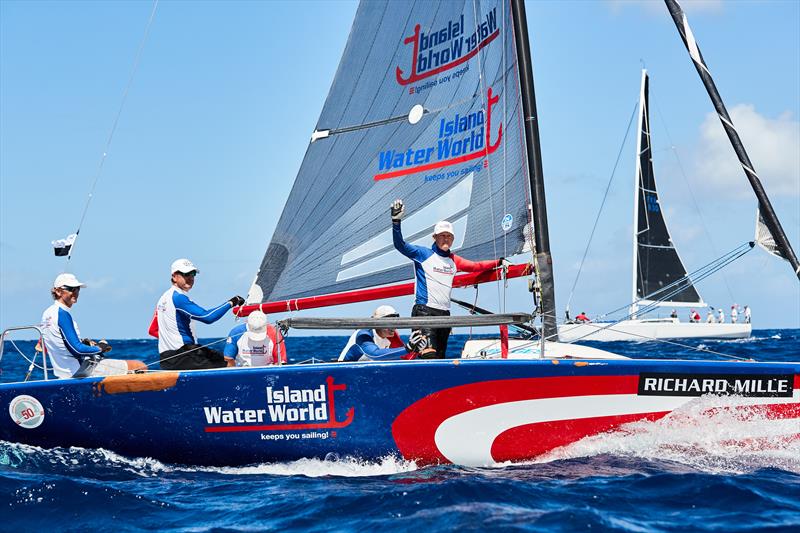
top-left (731, 305), bottom-right (739, 324)
top-left (689, 309), bottom-right (700, 323)
top-left (575, 312), bottom-right (590, 323)
top-left (670, 309), bottom-right (678, 319)
top-left (717, 308), bottom-right (725, 324)
top-left (224, 311), bottom-right (286, 367)
top-left (706, 310), bottom-right (715, 323)
top-left (156, 258), bottom-right (243, 370)
top-left (338, 305), bottom-right (428, 362)
top-left (41, 273), bottom-right (146, 378)
top-left (744, 305), bottom-right (751, 324)
top-left (390, 199), bottom-right (504, 359)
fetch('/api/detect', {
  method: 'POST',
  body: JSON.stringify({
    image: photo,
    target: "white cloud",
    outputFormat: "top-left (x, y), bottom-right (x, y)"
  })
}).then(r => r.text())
top-left (606, 0), bottom-right (722, 15)
top-left (695, 104), bottom-right (800, 197)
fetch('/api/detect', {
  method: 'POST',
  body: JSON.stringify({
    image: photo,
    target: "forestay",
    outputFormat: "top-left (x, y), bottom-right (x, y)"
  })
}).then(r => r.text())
top-left (248, 0), bottom-right (533, 304)
top-left (633, 70), bottom-right (702, 307)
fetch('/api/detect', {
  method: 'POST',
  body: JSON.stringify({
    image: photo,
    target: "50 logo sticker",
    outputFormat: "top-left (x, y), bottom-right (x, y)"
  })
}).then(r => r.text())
top-left (9, 395), bottom-right (45, 429)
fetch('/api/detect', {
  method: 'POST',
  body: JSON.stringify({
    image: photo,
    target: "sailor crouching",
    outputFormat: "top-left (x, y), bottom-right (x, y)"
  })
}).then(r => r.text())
top-left (224, 311), bottom-right (287, 367)
top-left (338, 305), bottom-right (428, 362)
top-left (41, 273), bottom-right (146, 378)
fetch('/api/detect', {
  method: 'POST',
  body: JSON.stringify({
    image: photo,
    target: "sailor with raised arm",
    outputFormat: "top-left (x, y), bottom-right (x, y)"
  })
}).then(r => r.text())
top-left (156, 258), bottom-right (244, 370)
top-left (338, 305), bottom-right (428, 362)
top-left (41, 273), bottom-right (146, 378)
top-left (390, 199), bottom-right (505, 359)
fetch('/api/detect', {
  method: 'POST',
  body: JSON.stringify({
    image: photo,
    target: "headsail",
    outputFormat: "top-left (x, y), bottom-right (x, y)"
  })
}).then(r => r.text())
top-left (632, 70), bottom-right (703, 309)
top-left (664, 0), bottom-right (800, 279)
top-left (249, 0), bottom-right (535, 305)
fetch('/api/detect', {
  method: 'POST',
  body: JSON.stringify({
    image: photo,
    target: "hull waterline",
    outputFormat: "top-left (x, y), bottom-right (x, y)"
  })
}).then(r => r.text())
top-left (2, 358), bottom-right (797, 467)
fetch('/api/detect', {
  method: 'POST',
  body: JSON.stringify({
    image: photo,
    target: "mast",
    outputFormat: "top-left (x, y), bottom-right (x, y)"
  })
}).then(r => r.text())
top-left (664, 0), bottom-right (800, 280)
top-left (510, 0), bottom-right (557, 340)
top-left (630, 69), bottom-right (647, 319)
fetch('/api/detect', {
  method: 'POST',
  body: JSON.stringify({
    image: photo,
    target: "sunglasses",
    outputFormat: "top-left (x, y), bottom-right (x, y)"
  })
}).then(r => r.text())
top-left (180, 271), bottom-right (198, 277)
top-left (60, 286), bottom-right (80, 293)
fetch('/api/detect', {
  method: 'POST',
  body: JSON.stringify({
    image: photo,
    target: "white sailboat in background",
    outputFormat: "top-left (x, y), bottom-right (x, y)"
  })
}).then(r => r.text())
top-left (558, 69), bottom-right (751, 343)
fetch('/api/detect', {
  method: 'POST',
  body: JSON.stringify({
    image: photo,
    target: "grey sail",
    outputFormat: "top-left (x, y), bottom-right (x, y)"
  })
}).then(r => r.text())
top-left (249, 0), bottom-right (533, 304)
top-left (634, 70), bottom-right (703, 306)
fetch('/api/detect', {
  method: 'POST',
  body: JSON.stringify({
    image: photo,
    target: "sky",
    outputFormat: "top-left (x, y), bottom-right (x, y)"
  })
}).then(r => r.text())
top-left (1, 0), bottom-right (798, 342)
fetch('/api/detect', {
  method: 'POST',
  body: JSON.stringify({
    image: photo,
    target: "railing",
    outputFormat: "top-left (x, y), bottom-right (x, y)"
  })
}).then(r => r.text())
top-left (0, 326), bottom-right (49, 382)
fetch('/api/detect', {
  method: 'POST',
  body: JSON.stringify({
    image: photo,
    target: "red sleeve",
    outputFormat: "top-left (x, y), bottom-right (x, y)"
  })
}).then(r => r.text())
top-left (268, 325), bottom-right (287, 364)
top-left (387, 330), bottom-right (405, 348)
top-left (148, 309), bottom-right (159, 338)
top-left (452, 254), bottom-right (500, 273)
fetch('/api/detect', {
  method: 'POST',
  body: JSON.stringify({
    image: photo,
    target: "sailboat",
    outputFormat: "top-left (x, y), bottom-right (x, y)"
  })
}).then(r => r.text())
top-left (558, 70), bottom-right (752, 343)
top-left (0, 0), bottom-right (797, 468)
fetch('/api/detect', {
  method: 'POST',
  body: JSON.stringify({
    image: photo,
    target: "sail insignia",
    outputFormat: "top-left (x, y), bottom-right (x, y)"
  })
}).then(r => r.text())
top-left (250, 0), bottom-right (534, 304)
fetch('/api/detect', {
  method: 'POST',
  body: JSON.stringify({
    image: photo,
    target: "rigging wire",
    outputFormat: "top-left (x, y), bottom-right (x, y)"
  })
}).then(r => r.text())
top-left (66, 0), bottom-right (159, 261)
top-left (596, 241), bottom-right (753, 322)
top-left (564, 101), bottom-right (639, 316)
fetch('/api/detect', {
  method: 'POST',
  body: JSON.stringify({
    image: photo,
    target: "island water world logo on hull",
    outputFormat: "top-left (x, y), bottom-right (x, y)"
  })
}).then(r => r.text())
top-left (395, 7), bottom-right (498, 90)
top-left (9, 395), bottom-right (45, 429)
top-left (202, 376), bottom-right (354, 436)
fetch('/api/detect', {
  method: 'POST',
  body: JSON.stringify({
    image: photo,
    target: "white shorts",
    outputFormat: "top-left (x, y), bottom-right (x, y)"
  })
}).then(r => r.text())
top-left (90, 358), bottom-right (130, 377)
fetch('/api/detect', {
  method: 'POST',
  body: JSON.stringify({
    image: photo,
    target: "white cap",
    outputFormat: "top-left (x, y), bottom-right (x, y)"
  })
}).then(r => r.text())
top-left (171, 258), bottom-right (199, 274)
top-left (54, 273), bottom-right (86, 289)
top-left (372, 305), bottom-right (399, 318)
top-left (433, 220), bottom-right (454, 236)
top-left (245, 311), bottom-right (269, 342)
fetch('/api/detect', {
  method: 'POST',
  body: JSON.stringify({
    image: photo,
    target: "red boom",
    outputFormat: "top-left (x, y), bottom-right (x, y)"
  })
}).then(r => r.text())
top-left (235, 263), bottom-right (531, 317)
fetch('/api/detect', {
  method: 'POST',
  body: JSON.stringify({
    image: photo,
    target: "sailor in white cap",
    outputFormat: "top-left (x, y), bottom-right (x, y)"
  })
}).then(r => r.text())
top-left (224, 310), bottom-right (287, 366)
top-left (390, 199), bottom-right (507, 358)
top-left (338, 304), bottom-right (428, 362)
top-left (155, 258), bottom-right (245, 370)
top-left (40, 273), bottom-right (146, 378)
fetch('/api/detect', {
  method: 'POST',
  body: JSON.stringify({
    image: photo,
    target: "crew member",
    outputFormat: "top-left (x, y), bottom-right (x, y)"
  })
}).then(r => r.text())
top-left (706, 310), bottom-right (715, 323)
top-left (41, 273), bottom-right (146, 378)
top-left (156, 258), bottom-right (243, 370)
top-left (224, 310), bottom-right (287, 366)
top-left (744, 305), bottom-right (751, 324)
top-left (339, 305), bottom-right (427, 362)
top-left (731, 305), bottom-right (739, 324)
top-left (717, 308), bottom-right (725, 324)
top-left (575, 312), bottom-right (591, 323)
top-left (390, 199), bottom-right (504, 359)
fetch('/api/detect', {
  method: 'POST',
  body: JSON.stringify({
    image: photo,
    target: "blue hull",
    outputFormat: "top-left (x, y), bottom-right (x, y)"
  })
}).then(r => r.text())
top-left (2, 358), bottom-right (798, 466)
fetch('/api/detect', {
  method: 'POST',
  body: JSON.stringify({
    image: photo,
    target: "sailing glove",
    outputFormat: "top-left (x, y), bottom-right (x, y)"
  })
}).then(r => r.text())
top-left (390, 199), bottom-right (405, 221)
top-left (405, 330), bottom-right (429, 353)
top-left (97, 340), bottom-right (112, 354)
top-left (229, 295), bottom-right (245, 308)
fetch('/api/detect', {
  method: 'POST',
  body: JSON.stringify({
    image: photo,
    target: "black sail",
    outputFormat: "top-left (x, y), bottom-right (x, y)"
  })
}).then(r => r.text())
top-left (634, 70), bottom-right (702, 306)
top-left (249, 0), bottom-right (533, 303)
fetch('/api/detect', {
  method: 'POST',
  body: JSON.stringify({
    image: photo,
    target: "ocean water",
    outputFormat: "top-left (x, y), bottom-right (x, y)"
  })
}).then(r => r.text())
top-left (1, 330), bottom-right (799, 531)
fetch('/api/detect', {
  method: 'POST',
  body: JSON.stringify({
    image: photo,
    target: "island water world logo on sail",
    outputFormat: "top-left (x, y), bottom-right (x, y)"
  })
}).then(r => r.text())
top-left (396, 7), bottom-right (498, 90)
top-left (374, 87), bottom-right (502, 181)
top-left (202, 376), bottom-right (354, 437)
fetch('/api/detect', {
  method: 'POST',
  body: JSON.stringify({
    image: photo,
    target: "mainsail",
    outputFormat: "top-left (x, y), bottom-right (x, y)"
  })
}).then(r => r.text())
top-left (632, 70), bottom-right (703, 308)
top-left (249, 0), bottom-right (535, 306)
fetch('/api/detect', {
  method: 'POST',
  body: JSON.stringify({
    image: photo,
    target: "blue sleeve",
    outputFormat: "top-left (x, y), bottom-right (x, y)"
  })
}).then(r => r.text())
top-left (57, 308), bottom-right (102, 359)
top-left (173, 292), bottom-right (232, 324)
top-left (350, 330), bottom-right (408, 360)
top-left (224, 323), bottom-right (247, 357)
top-left (393, 222), bottom-right (428, 262)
